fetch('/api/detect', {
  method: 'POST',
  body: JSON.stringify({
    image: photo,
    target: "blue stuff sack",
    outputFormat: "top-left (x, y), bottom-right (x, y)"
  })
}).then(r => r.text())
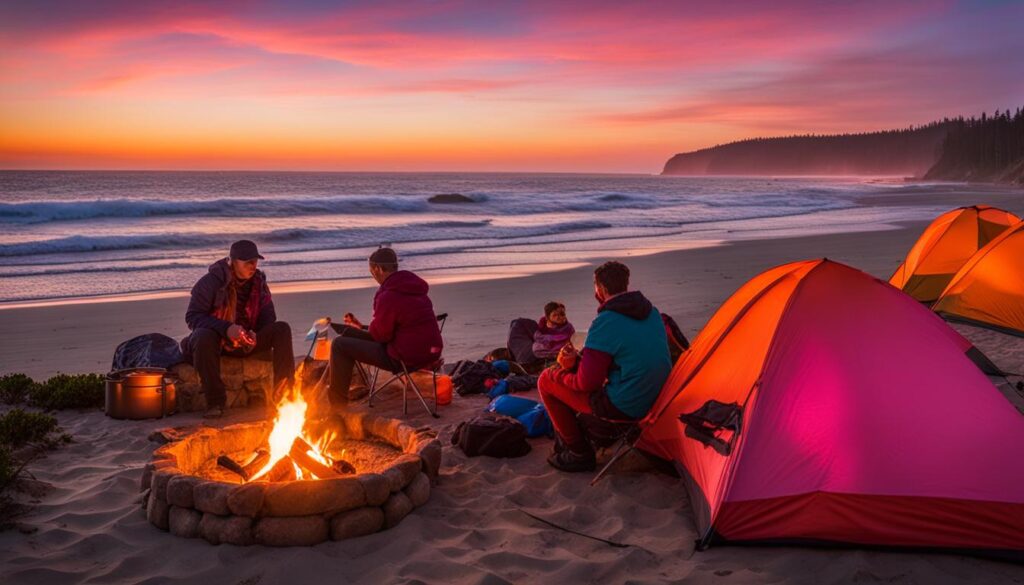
top-left (487, 395), bottom-right (554, 438)
top-left (487, 379), bottom-right (510, 399)
top-left (518, 404), bottom-right (553, 438)
top-left (488, 394), bottom-right (536, 418)
top-left (491, 359), bottom-right (512, 376)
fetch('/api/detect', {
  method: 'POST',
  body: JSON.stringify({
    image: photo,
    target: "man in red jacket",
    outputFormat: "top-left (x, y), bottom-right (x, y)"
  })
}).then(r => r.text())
top-left (328, 247), bottom-right (443, 406)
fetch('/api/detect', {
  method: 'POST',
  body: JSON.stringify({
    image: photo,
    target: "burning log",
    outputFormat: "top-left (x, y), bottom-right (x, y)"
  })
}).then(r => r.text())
top-left (267, 456), bottom-right (297, 482)
top-left (242, 449), bottom-right (270, 477)
top-left (216, 455), bottom-right (249, 481)
top-left (289, 437), bottom-right (342, 479)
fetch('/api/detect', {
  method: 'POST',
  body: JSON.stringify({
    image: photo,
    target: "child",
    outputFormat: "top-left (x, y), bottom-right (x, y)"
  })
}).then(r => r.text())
top-left (532, 301), bottom-right (575, 360)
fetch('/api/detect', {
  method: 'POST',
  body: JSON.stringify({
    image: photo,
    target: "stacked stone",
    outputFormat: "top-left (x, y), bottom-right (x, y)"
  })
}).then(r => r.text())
top-left (140, 412), bottom-right (442, 546)
top-left (170, 358), bottom-right (274, 412)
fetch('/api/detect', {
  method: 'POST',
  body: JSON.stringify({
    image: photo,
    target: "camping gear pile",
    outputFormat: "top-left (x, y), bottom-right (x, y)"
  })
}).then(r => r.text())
top-left (449, 358), bottom-right (538, 398)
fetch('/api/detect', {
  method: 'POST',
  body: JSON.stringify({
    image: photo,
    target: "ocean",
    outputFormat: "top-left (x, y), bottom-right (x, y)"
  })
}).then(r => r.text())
top-left (0, 171), bottom-right (950, 305)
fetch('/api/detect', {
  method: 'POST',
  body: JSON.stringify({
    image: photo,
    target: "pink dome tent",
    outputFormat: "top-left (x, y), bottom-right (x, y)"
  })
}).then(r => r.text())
top-left (638, 259), bottom-right (1024, 559)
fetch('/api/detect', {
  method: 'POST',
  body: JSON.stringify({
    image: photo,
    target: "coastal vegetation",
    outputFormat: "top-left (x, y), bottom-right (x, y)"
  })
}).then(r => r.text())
top-left (663, 105), bottom-right (1024, 184)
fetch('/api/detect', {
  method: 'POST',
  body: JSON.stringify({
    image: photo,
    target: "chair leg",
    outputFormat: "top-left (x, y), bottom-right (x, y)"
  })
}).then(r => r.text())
top-left (402, 365), bottom-right (409, 415)
top-left (432, 369), bottom-right (438, 415)
top-left (590, 439), bottom-right (634, 486)
top-left (400, 363), bottom-right (439, 418)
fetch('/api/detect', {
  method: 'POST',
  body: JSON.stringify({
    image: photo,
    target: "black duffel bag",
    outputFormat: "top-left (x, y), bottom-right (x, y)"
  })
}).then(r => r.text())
top-left (451, 414), bottom-right (531, 458)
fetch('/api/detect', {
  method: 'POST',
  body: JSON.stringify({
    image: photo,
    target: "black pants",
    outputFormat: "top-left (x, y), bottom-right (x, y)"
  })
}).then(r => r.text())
top-left (185, 321), bottom-right (295, 408)
top-left (329, 326), bottom-right (400, 405)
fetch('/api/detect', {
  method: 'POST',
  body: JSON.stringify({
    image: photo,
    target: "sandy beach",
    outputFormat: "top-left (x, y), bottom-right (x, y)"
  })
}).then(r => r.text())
top-left (2, 187), bottom-right (1024, 584)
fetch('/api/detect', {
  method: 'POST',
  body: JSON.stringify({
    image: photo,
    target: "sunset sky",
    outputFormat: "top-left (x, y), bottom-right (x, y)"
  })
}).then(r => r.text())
top-left (1, 0), bottom-right (1021, 173)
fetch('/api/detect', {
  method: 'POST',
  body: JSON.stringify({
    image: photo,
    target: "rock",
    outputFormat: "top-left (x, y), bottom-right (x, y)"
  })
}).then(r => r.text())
top-left (139, 488), bottom-right (150, 511)
top-left (199, 513), bottom-right (254, 546)
top-left (172, 357), bottom-right (272, 412)
top-left (383, 467), bottom-right (406, 493)
top-left (148, 427), bottom-right (189, 444)
top-left (261, 478), bottom-right (365, 517)
top-left (368, 416), bottom-right (393, 442)
top-left (255, 516), bottom-right (328, 547)
top-left (330, 507), bottom-right (384, 540)
top-left (146, 491), bottom-right (170, 530)
top-left (227, 482), bottom-right (266, 517)
top-left (175, 379), bottom-right (206, 413)
top-left (357, 473), bottom-right (390, 506)
top-left (427, 193), bottom-right (476, 204)
top-left (404, 473), bottom-right (430, 508)
top-left (383, 492), bottom-right (414, 528)
top-left (396, 424), bottom-right (415, 450)
top-left (193, 481), bottom-right (232, 515)
top-left (150, 468), bottom-right (180, 501)
top-left (165, 475), bottom-right (200, 508)
top-left (140, 459), bottom-right (176, 492)
top-left (416, 440), bottom-right (442, 479)
top-left (152, 444), bottom-right (179, 462)
top-left (393, 455), bottom-right (422, 487)
top-left (169, 506), bottom-right (202, 538)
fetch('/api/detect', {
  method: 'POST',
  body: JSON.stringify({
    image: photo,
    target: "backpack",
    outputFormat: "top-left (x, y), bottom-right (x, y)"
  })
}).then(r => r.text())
top-left (661, 313), bottom-right (691, 362)
top-left (507, 318), bottom-right (540, 364)
top-left (451, 414), bottom-right (532, 457)
top-left (450, 360), bottom-right (502, 396)
top-left (112, 333), bottom-right (185, 371)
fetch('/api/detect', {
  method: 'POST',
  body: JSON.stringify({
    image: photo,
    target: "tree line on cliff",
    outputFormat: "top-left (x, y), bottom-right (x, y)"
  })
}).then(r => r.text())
top-left (662, 105), bottom-right (1024, 184)
top-left (924, 107), bottom-right (1024, 183)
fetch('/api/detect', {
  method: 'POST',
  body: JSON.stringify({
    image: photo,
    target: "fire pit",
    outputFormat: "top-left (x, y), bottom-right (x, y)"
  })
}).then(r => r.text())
top-left (140, 398), bottom-right (442, 546)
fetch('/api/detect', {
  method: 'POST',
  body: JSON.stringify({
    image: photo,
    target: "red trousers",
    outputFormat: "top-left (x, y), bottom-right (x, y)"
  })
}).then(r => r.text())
top-left (537, 368), bottom-right (597, 450)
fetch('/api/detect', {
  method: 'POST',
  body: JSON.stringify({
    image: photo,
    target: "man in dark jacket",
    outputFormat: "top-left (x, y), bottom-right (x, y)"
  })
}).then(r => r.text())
top-left (181, 240), bottom-right (295, 418)
top-left (329, 247), bottom-right (443, 405)
top-left (538, 261), bottom-right (672, 472)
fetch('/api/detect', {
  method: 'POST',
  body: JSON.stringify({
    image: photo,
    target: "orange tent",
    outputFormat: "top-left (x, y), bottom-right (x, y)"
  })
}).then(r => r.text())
top-left (637, 259), bottom-right (1024, 558)
top-left (934, 220), bottom-right (1024, 336)
top-left (890, 205), bottom-right (1019, 303)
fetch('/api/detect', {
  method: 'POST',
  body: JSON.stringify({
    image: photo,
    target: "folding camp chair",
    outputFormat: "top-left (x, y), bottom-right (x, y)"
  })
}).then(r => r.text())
top-left (577, 413), bottom-right (643, 486)
top-left (361, 313), bottom-right (447, 418)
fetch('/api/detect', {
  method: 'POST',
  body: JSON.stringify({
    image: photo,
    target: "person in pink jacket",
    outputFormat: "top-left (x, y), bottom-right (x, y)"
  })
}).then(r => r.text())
top-left (328, 247), bottom-right (443, 405)
top-left (532, 301), bottom-right (576, 359)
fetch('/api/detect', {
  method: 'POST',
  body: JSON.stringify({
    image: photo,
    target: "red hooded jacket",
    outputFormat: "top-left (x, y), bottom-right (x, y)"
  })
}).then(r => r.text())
top-left (369, 270), bottom-right (443, 367)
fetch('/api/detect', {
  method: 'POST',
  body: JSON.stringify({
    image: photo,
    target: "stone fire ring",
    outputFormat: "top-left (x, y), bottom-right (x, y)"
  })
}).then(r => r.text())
top-left (139, 411), bottom-right (443, 546)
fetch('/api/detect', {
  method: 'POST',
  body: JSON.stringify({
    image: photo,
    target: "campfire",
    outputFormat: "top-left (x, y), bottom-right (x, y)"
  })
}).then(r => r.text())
top-left (141, 362), bottom-right (444, 546)
top-left (215, 384), bottom-right (355, 483)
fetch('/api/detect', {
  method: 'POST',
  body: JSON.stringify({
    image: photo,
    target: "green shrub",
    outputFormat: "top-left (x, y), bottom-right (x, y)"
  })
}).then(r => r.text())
top-left (0, 410), bottom-right (60, 448)
top-left (0, 445), bottom-right (14, 490)
top-left (0, 374), bottom-right (37, 405)
top-left (29, 373), bottom-right (105, 410)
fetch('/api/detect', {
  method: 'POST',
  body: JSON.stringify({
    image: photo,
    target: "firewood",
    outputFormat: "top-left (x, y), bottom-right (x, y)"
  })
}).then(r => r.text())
top-left (288, 437), bottom-right (341, 479)
top-left (267, 456), bottom-right (297, 482)
top-left (241, 449), bottom-right (270, 477)
top-left (216, 455), bottom-right (249, 481)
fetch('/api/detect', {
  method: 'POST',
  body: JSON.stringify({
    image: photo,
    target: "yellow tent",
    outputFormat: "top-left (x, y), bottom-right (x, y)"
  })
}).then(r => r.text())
top-left (934, 220), bottom-right (1024, 336)
top-left (890, 205), bottom-right (1019, 303)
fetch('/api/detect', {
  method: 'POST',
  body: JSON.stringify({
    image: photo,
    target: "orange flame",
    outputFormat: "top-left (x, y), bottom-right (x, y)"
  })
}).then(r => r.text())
top-left (248, 364), bottom-right (336, 481)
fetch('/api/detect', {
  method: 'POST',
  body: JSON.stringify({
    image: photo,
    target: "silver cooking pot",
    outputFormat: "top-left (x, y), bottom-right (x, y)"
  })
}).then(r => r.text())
top-left (105, 367), bottom-right (177, 419)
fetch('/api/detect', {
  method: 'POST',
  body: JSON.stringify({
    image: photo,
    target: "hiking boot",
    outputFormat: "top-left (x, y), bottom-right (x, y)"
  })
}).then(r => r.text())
top-left (203, 406), bottom-right (224, 419)
top-left (547, 446), bottom-right (596, 473)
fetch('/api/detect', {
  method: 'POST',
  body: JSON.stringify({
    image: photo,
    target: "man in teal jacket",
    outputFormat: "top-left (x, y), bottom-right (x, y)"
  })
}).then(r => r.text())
top-left (538, 261), bottom-right (672, 472)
